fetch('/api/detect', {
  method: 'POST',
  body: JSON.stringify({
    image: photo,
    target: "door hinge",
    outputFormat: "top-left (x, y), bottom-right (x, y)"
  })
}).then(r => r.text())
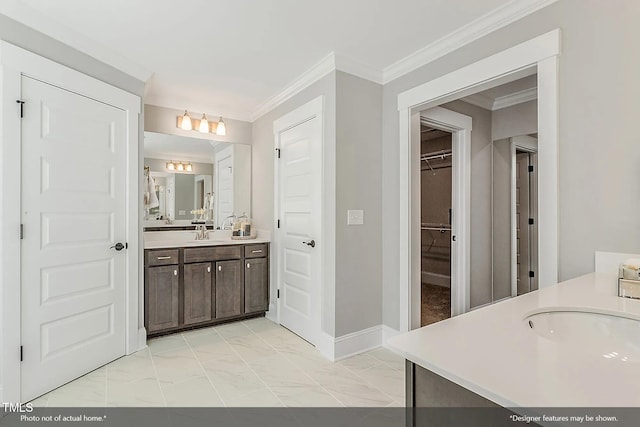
top-left (20, 346), bottom-right (23, 362)
top-left (20, 224), bottom-right (24, 240)
top-left (277, 219), bottom-right (280, 229)
top-left (16, 100), bottom-right (25, 118)
top-left (275, 148), bottom-right (281, 159)
top-left (529, 271), bottom-right (535, 278)
top-left (528, 218), bottom-right (534, 225)
top-left (528, 165), bottom-right (534, 173)
top-left (277, 289), bottom-right (280, 299)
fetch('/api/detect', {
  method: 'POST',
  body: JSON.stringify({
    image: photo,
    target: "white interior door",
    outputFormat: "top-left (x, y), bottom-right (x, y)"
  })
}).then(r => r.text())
top-left (215, 147), bottom-right (233, 226)
top-left (277, 116), bottom-right (321, 345)
top-left (20, 76), bottom-right (127, 401)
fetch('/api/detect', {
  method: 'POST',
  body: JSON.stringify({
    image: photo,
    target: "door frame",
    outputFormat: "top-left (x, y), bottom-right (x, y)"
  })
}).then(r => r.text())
top-left (419, 107), bottom-right (472, 327)
top-left (271, 96), bottom-right (331, 354)
top-left (0, 41), bottom-right (141, 402)
top-left (510, 136), bottom-right (538, 297)
top-left (397, 29), bottom-right (560, 332)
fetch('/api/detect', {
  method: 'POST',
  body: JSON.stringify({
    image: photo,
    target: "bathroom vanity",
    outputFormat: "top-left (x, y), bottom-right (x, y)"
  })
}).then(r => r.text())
top-left (388, 272), bottom-right (640, 412)
top-left (144, 237), bottom-right (269, 337)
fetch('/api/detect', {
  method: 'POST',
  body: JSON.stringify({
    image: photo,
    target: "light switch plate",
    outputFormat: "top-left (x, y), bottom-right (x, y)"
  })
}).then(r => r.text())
top-left (347, 209), bottom-right (364, 225)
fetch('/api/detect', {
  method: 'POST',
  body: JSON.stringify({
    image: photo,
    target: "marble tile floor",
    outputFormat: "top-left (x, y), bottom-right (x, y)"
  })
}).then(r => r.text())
top-left (30, 317), bottom-right (405, 408)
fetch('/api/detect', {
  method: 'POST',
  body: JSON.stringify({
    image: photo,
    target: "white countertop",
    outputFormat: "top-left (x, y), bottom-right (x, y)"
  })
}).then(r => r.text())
top-left (144, 230), bottom-right (270, 249)
top-left (387, 273), bottom-right (640, 407)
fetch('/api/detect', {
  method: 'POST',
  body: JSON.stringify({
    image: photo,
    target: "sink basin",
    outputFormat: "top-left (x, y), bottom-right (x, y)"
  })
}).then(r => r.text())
top-left (525, 310), bottom-right (640, 363)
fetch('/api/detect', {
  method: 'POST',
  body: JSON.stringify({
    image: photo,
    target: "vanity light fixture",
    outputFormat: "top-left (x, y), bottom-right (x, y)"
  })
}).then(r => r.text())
top-left (179, 110), bottom-right (193, 130)
top-left (198, 114), bottom-right (209, 133)
top-left (176, 110), bottom-right (228, 136)
top-left (165, 161), bottom-right (193, 172)
top-left (215, 116), bottom-right (226, 136)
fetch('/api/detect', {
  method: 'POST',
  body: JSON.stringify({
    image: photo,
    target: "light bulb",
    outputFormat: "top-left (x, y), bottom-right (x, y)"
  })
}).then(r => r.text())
top-left (216, 116), bottom-right (226, 136)
top-left (177, 163), bottom-right (184, 172)
top-left (185, 163), bottom-right (193, 172)
top-left (166, 161), bottom-right (175, 171)
top-left (180, 110), bottom-right (192, 130)
top-left (198, 113), bottom-right (209, 133)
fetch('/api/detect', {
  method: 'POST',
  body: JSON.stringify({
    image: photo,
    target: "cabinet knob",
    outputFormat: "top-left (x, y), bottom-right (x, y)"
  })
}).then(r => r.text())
top-left (207, 266), bottom-right (211, 273)
top-left (174, 270), bottom-right (177, 276)
top-left (247, 263), bottom-right (250, 269)
top-left (218, 265), bottom-right (222, 272)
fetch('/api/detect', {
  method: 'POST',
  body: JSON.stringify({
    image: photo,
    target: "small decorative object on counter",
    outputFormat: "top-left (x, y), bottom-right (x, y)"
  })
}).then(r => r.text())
top-left (231, 212), bottom-right (256, 240)
top-left (221, 213), bottom-right (237, 230)
top-left (618, 259), bottom-right (640, 299)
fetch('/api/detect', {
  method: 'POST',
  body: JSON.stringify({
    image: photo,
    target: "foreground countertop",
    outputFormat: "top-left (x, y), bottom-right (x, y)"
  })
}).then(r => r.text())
top-left (387, 273), bottom-right (640, 407)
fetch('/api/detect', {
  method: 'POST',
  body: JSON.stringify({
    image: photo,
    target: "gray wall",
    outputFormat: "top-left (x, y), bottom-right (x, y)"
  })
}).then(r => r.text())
top-left (252, 72), bottom-right (337, 336)
top-left (492, 100), bottom-right (537, 141)
top-left (251, 70), bottom-right (384, 338)
top-left (492, 138), bottom-right (512, 301)
top-left (440, 100), bottom-right (493, 307)
top-left (382, 0), bottom-right (640, 329)
top-left (174, 174), bottom-right (196, 219)
top-left (334, 71), bottom-right (383, 336)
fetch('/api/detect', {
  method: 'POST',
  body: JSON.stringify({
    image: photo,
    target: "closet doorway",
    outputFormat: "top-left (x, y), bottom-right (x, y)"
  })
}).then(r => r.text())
top-left (420, 126), bottom-right (453, 326)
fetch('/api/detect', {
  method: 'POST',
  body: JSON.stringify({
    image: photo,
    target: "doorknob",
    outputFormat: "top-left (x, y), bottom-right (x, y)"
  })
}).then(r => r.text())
top-left (303, 240), bottom-right (316, 248)
top-left (110, 242), bottom-right (127, 251)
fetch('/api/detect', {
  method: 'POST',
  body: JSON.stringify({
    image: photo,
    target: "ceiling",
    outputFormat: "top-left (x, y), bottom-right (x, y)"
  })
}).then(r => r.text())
top-left (6, 0), bottom-right (525, 120)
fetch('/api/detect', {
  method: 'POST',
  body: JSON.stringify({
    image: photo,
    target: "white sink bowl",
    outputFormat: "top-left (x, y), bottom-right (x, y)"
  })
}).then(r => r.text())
top-left (525, 310), bottom-right (640, 363)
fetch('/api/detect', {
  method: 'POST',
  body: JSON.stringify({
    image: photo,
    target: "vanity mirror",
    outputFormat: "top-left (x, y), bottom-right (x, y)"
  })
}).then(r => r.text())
top-left (143, 131), bottom-right (251, 230)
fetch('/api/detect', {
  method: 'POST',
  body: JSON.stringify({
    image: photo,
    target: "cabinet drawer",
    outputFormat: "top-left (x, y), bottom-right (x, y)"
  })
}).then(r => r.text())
top-left (184, 246), bottom-right (241, 263)
top-left (244, 244), bottom-right (268, 258)
top-left (146, 249), bottom-right (179, 266)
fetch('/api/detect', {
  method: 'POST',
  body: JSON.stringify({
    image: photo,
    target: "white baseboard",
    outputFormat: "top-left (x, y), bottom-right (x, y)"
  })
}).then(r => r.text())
top-left (381, 325), bottom-right (402, 346)
top-left (316, 332), bottom-right (336, 362)
top-left (136, 327), bottom-right (148, 352)
top-left (265, 304), bottom-right (277, 323)
top-left (333, 325), bottom-right (383, 361)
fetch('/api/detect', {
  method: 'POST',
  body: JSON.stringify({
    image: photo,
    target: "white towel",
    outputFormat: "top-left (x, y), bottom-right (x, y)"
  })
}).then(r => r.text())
top-left (145, 174), bottom-right (159, 208)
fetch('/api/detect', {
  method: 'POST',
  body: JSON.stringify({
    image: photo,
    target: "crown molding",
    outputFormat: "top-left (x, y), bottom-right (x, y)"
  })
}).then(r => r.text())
top-left (492, 87), bottom-right (537, 110)
top-left (461, 93), bottom-right (494, 110)
top-left (462, 86), bottom-right (537, 111)
top-left (334, 53), bottom-right (383, 84)
top-left (251, 52), bottom-right (335, 122)
top-left (0, 0), bottom-right (152, 82)
top-left (382, 0), bottom-right (559, 84)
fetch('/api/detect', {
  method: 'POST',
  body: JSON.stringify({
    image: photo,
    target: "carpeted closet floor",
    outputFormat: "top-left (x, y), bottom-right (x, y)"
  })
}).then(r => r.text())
top-left (421, 283), bottom-right (451, 326)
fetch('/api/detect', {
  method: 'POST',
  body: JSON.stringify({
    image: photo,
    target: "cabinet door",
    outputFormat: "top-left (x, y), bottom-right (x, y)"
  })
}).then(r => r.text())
top-left (147, 265), bottom-right (179, 332)
top-left (215, 260), bottom-right (243, 319)
top-left (245, 258), bottom-right (268, 314)
top-left (184, 262), bottom-right (213, 325)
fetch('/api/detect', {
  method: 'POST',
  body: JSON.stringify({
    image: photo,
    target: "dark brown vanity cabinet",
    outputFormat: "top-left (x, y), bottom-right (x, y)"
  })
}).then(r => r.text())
top-left (144, 243), bottom-right (269, 337)
top-left (245, 257), bottom-right (269, 314)
top-left (183, 262), bottom-right (213, 325)
top-left (215, 260), bottom-right (243, 319)
top-left (145, 251), bottom-right (180, 333)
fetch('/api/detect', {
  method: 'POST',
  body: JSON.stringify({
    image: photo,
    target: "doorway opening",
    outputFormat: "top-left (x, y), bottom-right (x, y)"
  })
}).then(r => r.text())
top-left (420, 126), bottom-right (453, 326)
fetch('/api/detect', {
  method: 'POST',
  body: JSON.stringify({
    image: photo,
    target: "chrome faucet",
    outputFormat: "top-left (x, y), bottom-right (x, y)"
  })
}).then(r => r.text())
top-left (195, 224), bottom-right (209, 240)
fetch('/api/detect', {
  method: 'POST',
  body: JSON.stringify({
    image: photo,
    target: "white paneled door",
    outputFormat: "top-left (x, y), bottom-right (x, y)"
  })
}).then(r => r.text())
top-left (277, 116), bottom-right (321, 345)
top-left (20, 76), bottom-right (127, 401)
top-left (215, 147), bottom-right (233, 226)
